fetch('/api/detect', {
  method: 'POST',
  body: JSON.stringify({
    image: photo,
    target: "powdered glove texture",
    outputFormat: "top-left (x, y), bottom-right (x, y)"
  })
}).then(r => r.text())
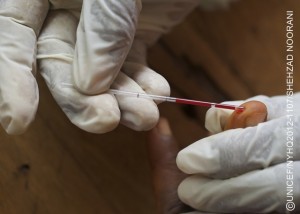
top-left (177, 93), bottom-right (300, 213)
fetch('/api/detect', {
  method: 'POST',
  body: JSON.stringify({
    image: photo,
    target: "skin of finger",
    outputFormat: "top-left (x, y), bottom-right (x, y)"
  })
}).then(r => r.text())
top-left (230, 94), bottom-right (300, 121)
top-left (206, 97), bottom-right (270, 132)
top-left (224, 101), bottom-right (267, 130)
top-left (112, 72), bottom-right (160, 131)
top-left (73, 0), bottom-right (142, 94)
top-left (147, 118), bottom-right (193, 214)
top-left (178, 163), bottom-right (295, 213)
top-left (38, 11), bottom-right (121, 133)
top-left (244, 95), bottom-right (289, 121)
top-left (204, 95), bottom-right (288, 133)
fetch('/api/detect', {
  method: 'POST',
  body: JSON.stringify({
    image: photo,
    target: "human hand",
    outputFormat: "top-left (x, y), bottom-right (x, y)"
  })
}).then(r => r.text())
top-left (1, 0), bottom-right (143, 134)
top-left (2, 0), bottom-right (212, 134)
top-left (0, 0), bottom-right (239, 134)
top-left (147, 98), bottom-right (275, 214)
top-left (38, 0), bottom-right (217, 133)
top-left (37, 1), bottom-right (153, 134)
top-left (147, 118), bottom-right (194, 214)
top-left (177, 93), bottom-right (300, 213)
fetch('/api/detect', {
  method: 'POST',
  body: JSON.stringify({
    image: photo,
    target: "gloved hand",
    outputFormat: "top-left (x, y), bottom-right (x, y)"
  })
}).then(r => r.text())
top-left (37, 0), bottom-right (206, 133)
top-left (1, 0), bottom-right (143, 134)
top-left (1, 0), bottom-right (212, 134)
top-left (0, 0), bottom-right (238, 134)
top-left (177, 92), bottom-right (300, 213)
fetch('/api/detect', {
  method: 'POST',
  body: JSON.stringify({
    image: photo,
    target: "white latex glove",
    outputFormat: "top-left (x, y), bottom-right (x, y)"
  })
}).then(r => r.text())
top-left (1, 0), bottom-right (140, 134)
top-left (37, 1), bottom-right (149, 134)
top-left (0, 0), bottom-right (177, 134)
top-left (39, 0), bottom-right (237, 133)
top-left (0, 0), bottom-right (235, 134)
top-left (37, 0), bottom-right (201, 133)
top-left (0, 1), bottom-right (48, 134)
top-left (177, 93), bottom-right (300, 213)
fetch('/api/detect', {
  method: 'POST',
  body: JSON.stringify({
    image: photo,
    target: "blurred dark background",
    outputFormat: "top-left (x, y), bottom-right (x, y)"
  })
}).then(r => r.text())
top-left (0, 0), bottom-right (299, 213)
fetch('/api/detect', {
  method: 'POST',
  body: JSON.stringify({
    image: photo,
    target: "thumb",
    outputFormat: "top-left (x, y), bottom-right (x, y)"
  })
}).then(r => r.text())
top-left (73, 0), bottom-right (142, 95)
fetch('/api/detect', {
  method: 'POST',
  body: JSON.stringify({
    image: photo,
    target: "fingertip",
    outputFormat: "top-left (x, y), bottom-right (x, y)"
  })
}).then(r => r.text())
top-left (176, 136), bottom-right (222, 176)
top-left (176, 144), bottom-right (203, 175)
top-left (225, 100), bottom-right (267, 130)
top-left (122, 62), bottom-right (171, 104)
top-left (74, 108), bottom-right (120, 134)
top-left (68, 94), bottom-right (121, 134)
top-left (155, 117), bottom-right (173, 136)
top-left (176, 150), bottom-right (189, 174)
top-left (2, 116), bottom-right (31, 135)
top-left (177, 176), bottom-right (198, 210)
top-left (244, 101), bottom-right (267, 127)
top-left (117, 90), bottom-right (160, 131)
top-left (1, 101), bottom-right (38, 135)
top-left (0, 82), bottom-right (38, 135)
top-left (177, 175), bottom-right (211, 211)
top-left (177, 176), bottom-right (191, 206)
top-left (148, 117), bottom-right (174, 144)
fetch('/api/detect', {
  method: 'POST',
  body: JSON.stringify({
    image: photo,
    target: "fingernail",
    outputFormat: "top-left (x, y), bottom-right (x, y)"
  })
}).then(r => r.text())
top-left (156, 118), bottom-right (172, 136)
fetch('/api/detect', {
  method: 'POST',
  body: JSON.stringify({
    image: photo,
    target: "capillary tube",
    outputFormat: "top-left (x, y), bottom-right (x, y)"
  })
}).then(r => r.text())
top-left (109, 89), bottom-right (245, 111)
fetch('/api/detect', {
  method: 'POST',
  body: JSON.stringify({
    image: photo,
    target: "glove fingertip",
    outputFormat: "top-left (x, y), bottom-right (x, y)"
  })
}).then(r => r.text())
top-left (121, 104), bottom-right (159, 131)
top-left (176, 150), bottom-right (193, 174)
top-left (62, 94), bottom-right (121, 134)
top-left (177, 178), bottom-right (190, 207)
top-left (177, 175), bottom-right (211, 210)
top-left (1, 100), bottom-right (38, 135)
